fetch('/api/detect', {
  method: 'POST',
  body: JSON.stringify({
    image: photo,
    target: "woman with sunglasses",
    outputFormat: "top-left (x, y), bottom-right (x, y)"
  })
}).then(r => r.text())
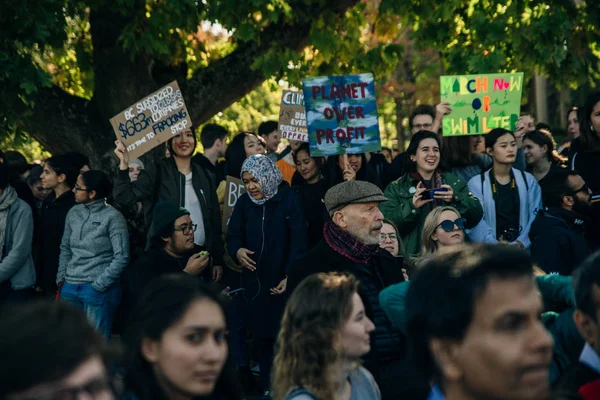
top-left (420, 206), bottom-right (465, 260)
top-left (467, 128), bottom-right (542, 248)
top-left (57, 170), bottom-right (129, 338)
top-left (381, 131), bottom-right (483, 258)
top-left (227, 154), bottom-right (307, 397)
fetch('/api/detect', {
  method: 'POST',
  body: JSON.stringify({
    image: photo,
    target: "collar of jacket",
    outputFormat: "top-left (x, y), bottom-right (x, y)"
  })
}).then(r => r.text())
top-left (82, 199), bottom-right (106, 211)
top-left (44, 190), bottom-right (74, 207)
top-left (544, 206), bottom-right (588, 228)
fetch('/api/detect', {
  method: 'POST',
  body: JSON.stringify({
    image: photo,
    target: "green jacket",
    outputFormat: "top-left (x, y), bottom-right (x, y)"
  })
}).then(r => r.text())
top-left (380, 172), bottom-right (483, 257)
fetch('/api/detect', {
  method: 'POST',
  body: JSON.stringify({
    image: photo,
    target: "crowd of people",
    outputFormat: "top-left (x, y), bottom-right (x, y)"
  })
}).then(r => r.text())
top-left (1, 93), bottom-right (600, 400)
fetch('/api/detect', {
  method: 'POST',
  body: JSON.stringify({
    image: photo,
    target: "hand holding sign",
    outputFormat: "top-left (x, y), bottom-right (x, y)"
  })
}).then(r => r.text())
top-left (341, 154), bottom-right (356, 181)
top-left (113, 140), bottom-right (130, 170)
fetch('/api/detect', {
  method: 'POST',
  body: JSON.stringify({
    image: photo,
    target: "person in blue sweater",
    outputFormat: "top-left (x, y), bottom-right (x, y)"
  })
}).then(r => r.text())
top-left (467, 128), bottom-right (542, 248)
top-left (227, 154), bottom-right (307, 397)
top-left (57, 170), bottom-right (130, 338)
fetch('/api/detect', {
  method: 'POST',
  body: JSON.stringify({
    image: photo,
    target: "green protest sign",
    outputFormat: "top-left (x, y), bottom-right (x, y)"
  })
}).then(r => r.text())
top-left (440, 73), bottom-right (524, 136)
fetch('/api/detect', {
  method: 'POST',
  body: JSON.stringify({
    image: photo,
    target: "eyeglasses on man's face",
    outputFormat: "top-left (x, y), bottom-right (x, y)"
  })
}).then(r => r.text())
top-left (174, 223), bottom-right (197, 236)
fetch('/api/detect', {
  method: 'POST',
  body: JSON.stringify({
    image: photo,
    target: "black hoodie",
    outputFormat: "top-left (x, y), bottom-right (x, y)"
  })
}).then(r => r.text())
top-left (529, 207), bottom-right (591, 275)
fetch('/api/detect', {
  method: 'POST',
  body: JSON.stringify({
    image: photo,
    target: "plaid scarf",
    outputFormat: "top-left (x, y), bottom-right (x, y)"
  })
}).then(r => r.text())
top-left (409, 169), bottom-right (445, 209)
top-left (323, 221), bottom-right (380, 264)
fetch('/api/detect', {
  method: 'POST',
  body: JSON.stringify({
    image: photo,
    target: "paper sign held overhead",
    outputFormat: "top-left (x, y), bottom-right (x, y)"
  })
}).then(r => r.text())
top-left (109, 81), bottom-right (193, 159)
top-left (302, 73), bottom-right (381, 157)
top-left (439, 72), bottom-right (524, 136)
top-left (278, 90), bottom-right (308, 142)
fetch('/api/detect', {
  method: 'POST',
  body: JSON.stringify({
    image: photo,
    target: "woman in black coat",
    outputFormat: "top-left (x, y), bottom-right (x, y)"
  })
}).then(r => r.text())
top-left (227, 154), bottom-right (307, 395)
top-left (324, 152), bottom-right (383, 189)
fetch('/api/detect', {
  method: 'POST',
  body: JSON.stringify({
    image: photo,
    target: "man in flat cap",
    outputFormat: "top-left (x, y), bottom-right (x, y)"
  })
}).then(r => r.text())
top-left (287, 180), bottom-right (415, 400)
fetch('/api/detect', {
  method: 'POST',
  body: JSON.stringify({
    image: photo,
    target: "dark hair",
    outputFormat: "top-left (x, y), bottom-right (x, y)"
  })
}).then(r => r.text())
top-left (292, 143), bottom-right (324, 168)
top-left (201, 124), bottom-right (229, 149)
top-left (541, 169), bottom-right (580, 208)
top-left (523, 129), bottom-right (566, 165)
top-left (225, 132), bottom-right (259, 179)
top-left (407, 130), bottom-right (440, 156)
top-left (406, 244), bottom-right (534, 384)
top-left (573, 251), bottom-right (600, 321)
top-left (80, 170), bottom-right (112, 199)
top-left (440, 136), bottom-right (478, 170)
top-left (45, 155), bottom-right (79, 188)
top-left (484, 128), bottom-right (514, 149)
top-left (579, 92), bottom-right (600, 152)
top-left (0, 301), bottom-right (106, 395)
top-left (167, 129), bottom-right (197, 158)
top-left (124, 274), bottom-right (243, 400)
top-left (149, 222), bottom-right (176, 250)
top-left (0, 162), bottom-right (9, 190)
top-left (566, 106), bottom-right (580, 128)
top-left (258, 120), bottom-right (278, 136)
top-left (409, 105), bottom-right (436, 130)
top-left (63, 151), bottom-right (90, 171)
top-left (535, 122), bottom-right (552, 132)
top-left (324, 153), bottom-right (380, 188)
top-left (4, 151), bottom-right (29, 175)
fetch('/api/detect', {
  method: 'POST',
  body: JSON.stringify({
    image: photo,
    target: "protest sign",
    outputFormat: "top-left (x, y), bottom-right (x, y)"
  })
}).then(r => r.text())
top-left (279, 90), bottom-right (308, 142)
top-left (109, 81), bottom-right (193, 159)
top-left (440, 72), bottom-right (524, 136)
top-left (302, 73), bottom-right (381, 157)
top-left (222, 176), bottom-right (247, 234)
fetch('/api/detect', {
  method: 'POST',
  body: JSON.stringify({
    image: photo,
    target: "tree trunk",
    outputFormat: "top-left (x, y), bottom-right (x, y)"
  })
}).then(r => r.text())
top-left (18, 0), bottom-right (359, 171)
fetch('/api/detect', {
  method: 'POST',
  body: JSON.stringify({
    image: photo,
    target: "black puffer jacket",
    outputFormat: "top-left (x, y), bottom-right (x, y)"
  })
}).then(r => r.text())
top-left (287, 240), bottom-right (406, 374)
top-left (529, 207), bottom-right (591, 275)
top-left (113, 157), bottom-right (224, 264)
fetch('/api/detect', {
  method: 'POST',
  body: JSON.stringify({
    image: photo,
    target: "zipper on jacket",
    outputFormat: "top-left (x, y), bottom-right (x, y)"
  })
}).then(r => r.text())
top-left (80, 205), bottom-right (93, 240)
top-left (257, 206), bottom-right (266, 265)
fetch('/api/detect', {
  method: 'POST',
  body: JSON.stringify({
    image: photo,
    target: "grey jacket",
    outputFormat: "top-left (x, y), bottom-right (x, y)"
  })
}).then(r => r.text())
top-left (57, 200), bottom-right (129, 292)
top-left (0, 198), bottom-right (36, 290)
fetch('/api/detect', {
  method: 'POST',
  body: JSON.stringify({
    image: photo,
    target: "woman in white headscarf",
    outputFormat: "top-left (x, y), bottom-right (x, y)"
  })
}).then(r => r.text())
top-left (227, 154), bottom-right (307, 397)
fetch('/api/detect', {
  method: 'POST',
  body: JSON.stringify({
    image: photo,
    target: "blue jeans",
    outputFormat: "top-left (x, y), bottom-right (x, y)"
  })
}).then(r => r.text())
top-left (60, 282), bottom-right (121, 339)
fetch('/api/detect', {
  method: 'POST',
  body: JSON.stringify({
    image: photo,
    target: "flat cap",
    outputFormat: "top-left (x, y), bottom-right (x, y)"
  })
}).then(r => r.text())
top-left (324, 180), bottom-right (388, 216)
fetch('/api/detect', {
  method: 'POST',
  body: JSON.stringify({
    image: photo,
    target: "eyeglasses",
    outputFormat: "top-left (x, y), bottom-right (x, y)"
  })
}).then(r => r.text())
top-left (24, 376), bottom-right (116, 400)
top-left (570, 183), bottom-right (589, 196)
top-left (73, 184), bottom-right (91, 192)
top-left (437, 218), bottom-right (466, 232)
top-left (413, 123), bottom-right (432, 130)
top-left (380, 233), bottom-right (398, 241)
top-left (174, 223), bottom-right (197, 235)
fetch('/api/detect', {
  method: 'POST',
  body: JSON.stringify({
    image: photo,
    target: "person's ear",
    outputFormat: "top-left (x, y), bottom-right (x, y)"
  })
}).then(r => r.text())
top-left (574, 310), bottom-right (598, 347)
top-left (332, 211), bottom-right (347, 228)
top-left (141, 338), bottom-right (160, 363)
top-left (563, 194), bottom-right (574, 208)
top-left (431, 233), bottom-right (438, 242)
top-left (88, 189), bottom-right (97, 201)
top-left (430, 338), bottom-right (463, 382)
top-left (409, 154), bottom-right (416, 163)
top-left (57, 173), bottom-right (67, 184)
top-left (541, 144), bottom-right (548, 156)
top-left (486, 147), bottom-right (493, 157)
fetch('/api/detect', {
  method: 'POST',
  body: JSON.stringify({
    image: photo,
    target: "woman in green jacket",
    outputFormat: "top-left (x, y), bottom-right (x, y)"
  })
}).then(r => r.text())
top-left (380, 131), bottom-right (483, 258)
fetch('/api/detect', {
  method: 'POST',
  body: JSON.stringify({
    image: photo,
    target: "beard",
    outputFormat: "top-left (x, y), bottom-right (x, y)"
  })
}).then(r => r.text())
top-left (573, 197), bottom-right (593, 217)
top-left (346, 218), bottom-right (383, 245)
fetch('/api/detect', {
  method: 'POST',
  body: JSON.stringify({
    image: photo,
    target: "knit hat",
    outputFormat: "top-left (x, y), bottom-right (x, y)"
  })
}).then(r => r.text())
top-left (149, 201), bottom-right (190, 239)
top-left (324, 180), bottom-right (388, 216)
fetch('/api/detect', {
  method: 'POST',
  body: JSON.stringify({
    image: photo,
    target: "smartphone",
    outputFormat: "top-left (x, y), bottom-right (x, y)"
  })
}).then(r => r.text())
top-left (423, 187), bottom-right (448, 200)
top-left (226, 288), bottom-right (246, 296)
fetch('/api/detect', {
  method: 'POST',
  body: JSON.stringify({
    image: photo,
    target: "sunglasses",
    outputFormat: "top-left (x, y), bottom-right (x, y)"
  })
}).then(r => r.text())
top-left (437, 218), bottom-right (466, 232)
top-left (570, 183), bottom-right (589, 196)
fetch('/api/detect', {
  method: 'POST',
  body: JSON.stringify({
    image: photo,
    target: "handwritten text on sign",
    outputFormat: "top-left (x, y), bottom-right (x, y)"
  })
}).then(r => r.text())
top-left (278, 90), bottom-right (308, 142)
top-left (440, 73), bottom-right (524, 136)
top-left (109, 81), bottom-right (193, 159)
top-left (222, 176), bottom-right (246, 234)
top-left (302, 73), bottom-right (381, 157)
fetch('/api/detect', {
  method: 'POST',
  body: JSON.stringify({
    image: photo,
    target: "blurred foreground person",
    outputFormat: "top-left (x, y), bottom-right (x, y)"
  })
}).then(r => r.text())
top-left (273, 273), bottom-right (380, 400)
top-left (406, 244), bottom-right (553, 400)
top-left (0, 301), bottom-right (114, 399)
top-left (123, 274), bottom-right (243, 400)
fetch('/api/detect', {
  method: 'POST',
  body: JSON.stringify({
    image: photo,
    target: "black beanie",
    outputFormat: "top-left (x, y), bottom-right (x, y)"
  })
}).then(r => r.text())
top-left (150, 201), bottom-right (190, 239)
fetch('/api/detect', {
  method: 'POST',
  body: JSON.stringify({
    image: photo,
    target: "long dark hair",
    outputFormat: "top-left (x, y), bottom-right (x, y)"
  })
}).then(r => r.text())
top-left (579, 92), bottom-right (600, 152)
top-left (440, 136), bottom-right (478, 170)
top-left (324, 153), bottom-right (382, 189)
top-left (166, 129), bottom-right (197, 158)
top-left (225, 132), bottom-right (260, 179)
top-left (291, 143), bottom-right (325, 185)
top-left (124, 275), bottom-right (243, 400)
top-left (523, 129), bottom-right (566, 165)
top-left (80, 170), bottom-right (112, 199)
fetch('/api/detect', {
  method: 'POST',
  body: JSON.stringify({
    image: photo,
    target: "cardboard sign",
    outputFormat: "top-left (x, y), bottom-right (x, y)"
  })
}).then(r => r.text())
top-left (109, 81), bottom-right (193, 159)
top-left (222, 176), bottom-right (247, 234)
top-left (278, 90), bottom-right (308, 142)
top-left (302, 73), bottom-right (381, 157)
top-left (440, 73), bottom-right (524, 136)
